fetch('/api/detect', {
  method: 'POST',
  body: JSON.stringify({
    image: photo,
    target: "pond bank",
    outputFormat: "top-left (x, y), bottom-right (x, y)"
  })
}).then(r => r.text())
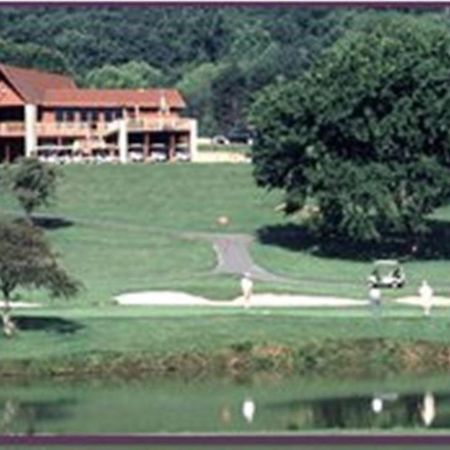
top-left (1, 338), bottom-right (450, 381)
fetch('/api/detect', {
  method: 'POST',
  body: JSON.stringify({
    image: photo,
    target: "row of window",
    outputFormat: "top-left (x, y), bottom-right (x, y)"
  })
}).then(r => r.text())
top-left (54, 109), bottom-right (124, 123)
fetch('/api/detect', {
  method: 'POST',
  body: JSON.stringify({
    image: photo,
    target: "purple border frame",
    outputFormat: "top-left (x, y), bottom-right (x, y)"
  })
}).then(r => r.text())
top-left (0, 2), bottom-right (449, 7)
top-left (0, 433), bottom-right (450, 445)
top-left (0, 0), bottom-right (450, 446)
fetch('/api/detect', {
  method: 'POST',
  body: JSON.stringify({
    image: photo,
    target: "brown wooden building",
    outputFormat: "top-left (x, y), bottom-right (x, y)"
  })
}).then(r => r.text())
top-left (0, 63), bottom-right (197, 163)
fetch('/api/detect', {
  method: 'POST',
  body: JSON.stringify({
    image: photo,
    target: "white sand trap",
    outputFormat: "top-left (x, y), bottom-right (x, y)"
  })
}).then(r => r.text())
top-left (115, 291), bottom-right (213, 306)
top-left (0, 301), bottom-right (41, 308)
top-left (396, 296), bottom-right (450, 307)
top-left (115, 291), bottom-right (368, 308)
top-left (239, 294), bottom-right (369, 308)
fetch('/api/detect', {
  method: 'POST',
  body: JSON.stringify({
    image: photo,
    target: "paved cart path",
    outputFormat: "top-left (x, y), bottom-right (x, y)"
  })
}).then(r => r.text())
top-left (185, 232), bottom-right (290, 282)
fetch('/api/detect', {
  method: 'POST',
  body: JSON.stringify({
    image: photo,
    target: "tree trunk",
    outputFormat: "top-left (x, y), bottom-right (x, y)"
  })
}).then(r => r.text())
top-left (2, 296), bottom-right (16, 338)
top-left (24, 210), bottom-right (33, 227)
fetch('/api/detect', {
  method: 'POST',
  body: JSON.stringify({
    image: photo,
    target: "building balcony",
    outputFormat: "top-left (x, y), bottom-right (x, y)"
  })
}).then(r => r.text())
top-left (36, 122), bottom-right (109, 137)
top-left (0, 121), bottom-right (107, 138)
top-left (0, 117), bottom-right (193, 139)
top-left (126, 117), bottom-right (192, 133)
top-left (0, 122), bottom-right (25, 136)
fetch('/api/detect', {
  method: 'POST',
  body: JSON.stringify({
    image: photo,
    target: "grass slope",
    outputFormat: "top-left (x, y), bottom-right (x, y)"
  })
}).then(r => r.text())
top-left (0, 164), bottom-right (449, 377)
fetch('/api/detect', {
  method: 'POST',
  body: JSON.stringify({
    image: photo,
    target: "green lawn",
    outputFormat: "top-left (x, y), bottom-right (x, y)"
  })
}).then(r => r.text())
top-left (251, 243), bottom-right (450, 298)
top-left (0, 164), bottom-right (287, 304)
top-left (1, 163), bottom-right (450, 304)
top-left (45, 164), bottom-right (283, 234)
top-left (6, 303), bottom-right (450, 360)
top-left (1, 302), bottom-right (450, 378)
top-left (0, 164), bottom-right (450, 377)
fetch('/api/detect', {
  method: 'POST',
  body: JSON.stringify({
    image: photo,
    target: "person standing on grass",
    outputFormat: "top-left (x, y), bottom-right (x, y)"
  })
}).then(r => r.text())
top-left (419, 280), bottom-right (434, 317)
top-left (241, 273), bottom-right (253, 309)
top-left (369, 284), bottom-right (381, 315)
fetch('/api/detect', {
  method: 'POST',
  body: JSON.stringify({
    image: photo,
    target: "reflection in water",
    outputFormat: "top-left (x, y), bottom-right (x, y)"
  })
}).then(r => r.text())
top-left (371, 392), bottom-right (399, 414)
top-left (267, 389), bottom-right (447, 430)
top-left (0, 399), bottom-right (20, 434)
top-left (421, 392), bottom-right (436, 427)
top-left (0, 379), bottom-right (449, 433)
top-left (241, 398), bottom-right (255, 423)
top-left (0, 397), bottom-right (76, 435)
top-left (371, 397), bottom-right (383, 414)
top-left (219, 403), bottom-right (231, 424)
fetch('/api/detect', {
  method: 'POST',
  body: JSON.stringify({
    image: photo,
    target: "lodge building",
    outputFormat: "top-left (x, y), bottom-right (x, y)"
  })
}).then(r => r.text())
top-left (0, 63), bottom-right (197, 163)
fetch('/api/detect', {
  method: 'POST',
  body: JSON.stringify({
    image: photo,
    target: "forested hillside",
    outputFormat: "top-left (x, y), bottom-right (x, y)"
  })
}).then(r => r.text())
top-left (0, 6), bottom-right (443, 135)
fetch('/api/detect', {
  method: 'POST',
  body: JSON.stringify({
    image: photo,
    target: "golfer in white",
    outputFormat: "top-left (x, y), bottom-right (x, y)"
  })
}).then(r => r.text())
top-left (419, 280), bottom-right (434, 317)
top-left (241, 273), bottom-right (253, 309)
top-left (369, 285), bottom-right (381, 315)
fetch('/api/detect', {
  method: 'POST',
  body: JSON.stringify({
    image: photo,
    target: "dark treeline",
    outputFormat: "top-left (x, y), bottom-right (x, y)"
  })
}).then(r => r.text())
top-left (0, 6), bottom-right (445, 135)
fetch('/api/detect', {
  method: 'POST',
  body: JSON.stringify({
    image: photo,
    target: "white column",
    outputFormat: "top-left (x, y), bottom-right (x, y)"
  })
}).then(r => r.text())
top-left (189, 119), bottom-right (198, 162)
top-left (118, 119), bottom-right (128, 163)
top-left (24, 104), bottom-right (37, 157)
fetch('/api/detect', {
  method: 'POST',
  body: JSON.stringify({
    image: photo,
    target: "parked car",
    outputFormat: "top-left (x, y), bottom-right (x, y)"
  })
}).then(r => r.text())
top-left (368, 260), bottom-right (406, 289)
top-left (176, 151), bottom-right (190, 162)
top-left (212, 135), bottom-right (230, 146)
top-left (227, 127), bottom-right (254, 145)
top-left (151, 151), bottom-right (168, 162)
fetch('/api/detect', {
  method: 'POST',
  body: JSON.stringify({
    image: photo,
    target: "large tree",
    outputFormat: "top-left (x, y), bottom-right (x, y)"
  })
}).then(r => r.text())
top-left (0, 219), bottom-right (80, 337)
top-left (250, 14), bottom-right (450, 244)
top-left (84, 61), bottom-right (165, 89)
top-left (10, 158), bottom-right (59, 224)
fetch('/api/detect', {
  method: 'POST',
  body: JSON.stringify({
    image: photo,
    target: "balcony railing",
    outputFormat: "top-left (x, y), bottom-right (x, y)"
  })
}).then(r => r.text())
top-left (0, 117), bottom-right (192, 138)
top-left (127, 117), bottom-right (191, 132)
top-left (0, 122), bottom-right (25, 135)
top-left (36, 122), bottom-right (103, 136)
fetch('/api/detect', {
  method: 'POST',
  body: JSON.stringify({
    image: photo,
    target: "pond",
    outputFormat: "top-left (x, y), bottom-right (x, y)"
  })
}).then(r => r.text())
top-left (1, 374), bottom-right (450, 434)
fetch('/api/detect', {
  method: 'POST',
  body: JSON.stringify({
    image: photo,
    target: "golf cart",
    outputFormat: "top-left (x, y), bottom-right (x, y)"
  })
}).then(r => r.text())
top-left (368, 260), bottom-right (406, 289)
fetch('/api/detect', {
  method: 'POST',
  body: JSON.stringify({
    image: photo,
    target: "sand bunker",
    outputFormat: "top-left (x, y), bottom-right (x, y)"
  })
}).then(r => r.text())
top-left (0, 301), bottom-right (41, 309)
top-left (396, 296), bottom-right (450, 307)
top-left (115, 291), bottom-right (212, 306)
top-left (115, 291), bottom-right (369, 308)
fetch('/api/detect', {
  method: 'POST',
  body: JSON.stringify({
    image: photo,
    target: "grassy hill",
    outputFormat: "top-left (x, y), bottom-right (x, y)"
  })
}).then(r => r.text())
top-left (0, 163), bottom-right (450, 377)
top-left (2, 163), bottom-right (450, 304)
top-left (0, 164), bottom-right (288, 305)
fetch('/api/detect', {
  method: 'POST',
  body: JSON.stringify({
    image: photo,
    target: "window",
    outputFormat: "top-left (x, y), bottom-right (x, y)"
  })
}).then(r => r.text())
top-left (88, 110), bottom-right (99, 122)
top-left (66, 109), bottom-right (75, 122)
top-left (104, 110), bottom-right (113, 122)
top-left (80, 109), bottom-right (88, 122)
top-left (55, 109), bottom-right (64, 122)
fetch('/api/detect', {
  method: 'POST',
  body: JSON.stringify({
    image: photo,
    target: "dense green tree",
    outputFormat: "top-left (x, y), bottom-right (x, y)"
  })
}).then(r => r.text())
top-left (0, 6), bottom-right (357, 134)
top-left (0, 39), bottom-right (70, 75)
top-left (211, 63), bottom-right (248, 134)
top-left (9, 158), bottom-right (59, 224)
top-left (0, 7), bottom-right (442, 135)
top-left (250, 14), bottom-right (450, 244)
top-left (176, 62), bottom-right (224, 135)
top-left (0, 219), bottom-right (80, 336)
top-left (84, 61), bottom-right (165, 89)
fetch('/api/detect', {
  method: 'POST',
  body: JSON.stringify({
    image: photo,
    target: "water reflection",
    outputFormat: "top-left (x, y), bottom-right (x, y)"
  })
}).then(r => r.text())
top-left (267, 390), bottom-right (445, 430)
top-left (371, 397), bottom-right (383, 414)
top-left (421, 392), bottom-right (436, 427)
top-left (371, 392), bottom-right (398, 414)
top-left (0, 397), bottom-right (76, 435)
top-left (219, 403), bottom-right (232, 424)
top-left (0, 379), bottom-right (449, 433)
top-left (241, 398), bottom-right (256, 423)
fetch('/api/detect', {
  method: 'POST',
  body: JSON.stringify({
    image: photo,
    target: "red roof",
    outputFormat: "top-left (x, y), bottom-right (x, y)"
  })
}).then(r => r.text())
top-left (0, 63), bottom-right (185, 109)
top-left (0, 63), bottom-right (75, 103)
top-left (42, 88), bottom-right (186, 109)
